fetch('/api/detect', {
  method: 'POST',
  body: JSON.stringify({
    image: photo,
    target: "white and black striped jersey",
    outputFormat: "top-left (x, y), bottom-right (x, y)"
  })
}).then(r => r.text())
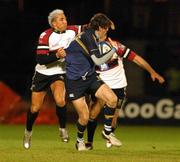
top-left (35, 25), bottom-right (82, 75)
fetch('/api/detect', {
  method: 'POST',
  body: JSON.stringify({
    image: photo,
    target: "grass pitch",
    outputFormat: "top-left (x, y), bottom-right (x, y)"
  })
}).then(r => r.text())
top-left (0, 124), bottom-right (180, 162)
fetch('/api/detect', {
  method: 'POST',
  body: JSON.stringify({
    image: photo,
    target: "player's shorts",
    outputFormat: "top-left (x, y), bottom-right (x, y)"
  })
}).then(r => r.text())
top-left (90, 87), bottom-right (127, 103)
top-left (65, 72), bottom-right (104, 101)
top-left (112, 87), bottom-right (126, 99)
top-left (112, 87), bottom-right (127, 109)
top-left (31, 71), bottom-right (65, 92)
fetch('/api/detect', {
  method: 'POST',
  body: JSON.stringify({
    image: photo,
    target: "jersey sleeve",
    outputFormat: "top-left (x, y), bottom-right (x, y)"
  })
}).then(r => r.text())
top-left (67, 25), bottom-right (82, 35)
top-left (36, 29), bottom-right (59, 65)
top-left (80, 30), bottom-right (116, 65)
top-left (116, 41), bottom-right (136, 61)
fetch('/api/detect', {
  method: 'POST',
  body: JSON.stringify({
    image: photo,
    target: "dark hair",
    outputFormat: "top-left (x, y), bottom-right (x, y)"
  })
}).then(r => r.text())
top-left (89, 13), bottom-right (115, 30)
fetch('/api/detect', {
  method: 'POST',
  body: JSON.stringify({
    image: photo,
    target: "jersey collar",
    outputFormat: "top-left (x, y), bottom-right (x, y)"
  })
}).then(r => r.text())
top-left (53, 29), bottom-right (65, 34)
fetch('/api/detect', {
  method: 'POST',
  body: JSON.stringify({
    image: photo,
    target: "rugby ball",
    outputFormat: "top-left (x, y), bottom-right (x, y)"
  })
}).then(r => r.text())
top-left (98, 41), bottom-right (112, 55)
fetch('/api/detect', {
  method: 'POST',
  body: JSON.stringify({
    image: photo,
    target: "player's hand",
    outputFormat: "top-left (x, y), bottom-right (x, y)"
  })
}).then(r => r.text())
top-left (151, 72), bottom-right (165, 84)
top-left (108, 37), bottom-right (118, 50)
top-left (56, 48), bottom-right (66, 58)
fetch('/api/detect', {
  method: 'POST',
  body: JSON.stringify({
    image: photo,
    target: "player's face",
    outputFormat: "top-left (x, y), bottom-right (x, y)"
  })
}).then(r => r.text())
top-left (97, 27), bottom-right (109, 40)
top-left (99, 34), bottom-right (107, 42)
top-left (52, 13), bottom-right (67, 32)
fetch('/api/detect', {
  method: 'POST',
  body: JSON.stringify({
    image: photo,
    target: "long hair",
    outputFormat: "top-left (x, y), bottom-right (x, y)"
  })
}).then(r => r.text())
top-left (89, 13), bottom-right (115, 30)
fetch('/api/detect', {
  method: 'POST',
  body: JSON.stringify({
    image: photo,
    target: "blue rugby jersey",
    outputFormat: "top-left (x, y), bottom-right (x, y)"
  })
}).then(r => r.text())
top-left (65, 28), bottom-right (116, 80)
top-left (65, 40), bottom-right (95, 80)
top-left (65, 29), bottom-right (97, 80)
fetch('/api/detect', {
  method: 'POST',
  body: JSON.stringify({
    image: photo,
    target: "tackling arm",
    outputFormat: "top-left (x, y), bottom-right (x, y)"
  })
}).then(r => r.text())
top-left (115, 39), bottom-right (165, 84)
top-left (132, 55), bottom-right (165, 84)
top-left (36, 48), bottom-right (66, 65)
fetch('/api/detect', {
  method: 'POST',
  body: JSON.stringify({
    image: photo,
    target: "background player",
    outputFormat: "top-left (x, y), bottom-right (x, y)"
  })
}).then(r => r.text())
top-left (86, 33), bottom-right (165, 149)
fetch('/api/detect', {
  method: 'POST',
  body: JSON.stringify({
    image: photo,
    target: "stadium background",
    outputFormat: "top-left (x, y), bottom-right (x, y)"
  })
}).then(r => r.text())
top-left (0, 0), bottom-right (180, 125)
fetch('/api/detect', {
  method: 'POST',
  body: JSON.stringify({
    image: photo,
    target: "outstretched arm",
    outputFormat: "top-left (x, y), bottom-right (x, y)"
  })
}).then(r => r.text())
top-left (133, 55), bottom-right (165, 84)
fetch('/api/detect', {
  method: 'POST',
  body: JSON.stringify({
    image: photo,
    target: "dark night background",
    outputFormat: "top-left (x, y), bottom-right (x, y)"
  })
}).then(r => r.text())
top-left (0, 0), bottom-right (180, 100)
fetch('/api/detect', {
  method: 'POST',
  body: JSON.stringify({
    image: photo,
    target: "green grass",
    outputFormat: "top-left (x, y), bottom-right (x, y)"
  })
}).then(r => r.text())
top-left (0, 124), bottom-right (180, 162)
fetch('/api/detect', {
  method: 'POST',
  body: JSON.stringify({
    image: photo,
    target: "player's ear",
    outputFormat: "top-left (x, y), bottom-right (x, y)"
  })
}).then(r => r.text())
top-left (52, 21), bottom-right (56, 28)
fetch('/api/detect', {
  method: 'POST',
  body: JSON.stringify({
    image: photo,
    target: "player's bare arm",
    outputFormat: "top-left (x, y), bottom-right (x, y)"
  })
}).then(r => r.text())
top-left (133, 55), bottom-right (165, 84)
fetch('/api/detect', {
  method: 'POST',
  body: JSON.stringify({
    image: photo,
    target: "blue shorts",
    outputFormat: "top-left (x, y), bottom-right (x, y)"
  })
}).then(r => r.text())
top-left (65, 73), bottom-right (104, 101)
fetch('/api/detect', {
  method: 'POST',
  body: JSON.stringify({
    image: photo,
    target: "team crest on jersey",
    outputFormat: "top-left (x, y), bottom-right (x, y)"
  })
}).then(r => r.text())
top-left (40, 32), bottom-right (46, 39)
top-left (69, 93), bottom-right (75, 98)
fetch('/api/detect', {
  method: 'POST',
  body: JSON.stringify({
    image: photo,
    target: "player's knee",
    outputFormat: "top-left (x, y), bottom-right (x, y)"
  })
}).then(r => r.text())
top-left (31, 104), bottom-right (41, 113)
top-left (89, 113), bottom-right (97, 120)
top-left (79, 113), bottom-right (89, 125)
top-left (56, 99), bottom-right (66, 107)
top-left (107, 95), bottom-right (117, 108)
top-left (89, 109), bottom-right (100, 119)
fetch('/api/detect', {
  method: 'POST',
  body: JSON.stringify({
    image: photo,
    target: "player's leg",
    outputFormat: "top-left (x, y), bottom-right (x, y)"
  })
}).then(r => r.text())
top-left (111, 88), bottom-right (126, 130)
top-left (23, 71), bottom-right (50, 149)
top-left (65, 77), bottom-right (89, 151)
top-left (104, 107), bottom-right (121, 148)
top-left (111, 108), bottom-right (120, 131)
top-left (86, 98), bottom-right (105, 150)
top-left (105, 88), bottom-right (126, 147)
top-left (96, 84), bottom-right (116, 135)
top-left (23, 91), bottom-right (47, 149)
top-left (95, 84), bottom-right (122, 147)
top-left (112, 99), bottom-right (126, 129)
top-left (104, 98), bottom-right (125, 148)
top-left (50, 78), bottom-right (69, 142)
top-left (72, 96), bottom-right (89, 151)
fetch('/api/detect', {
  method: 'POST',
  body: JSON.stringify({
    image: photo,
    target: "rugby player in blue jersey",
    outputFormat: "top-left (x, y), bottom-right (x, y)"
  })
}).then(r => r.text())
top-left (65, 13), bottom-right (121, 151)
